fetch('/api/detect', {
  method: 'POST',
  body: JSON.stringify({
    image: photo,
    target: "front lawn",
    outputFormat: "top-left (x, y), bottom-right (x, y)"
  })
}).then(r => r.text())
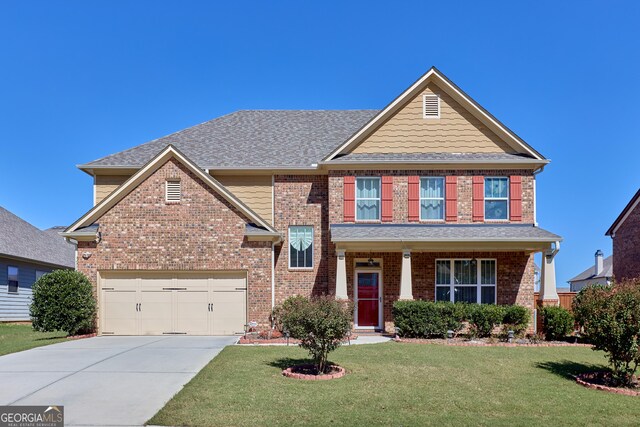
top-left (149, 343), bottom-right (640, 426)
top-left (0, 323), bottom-right (67, 356)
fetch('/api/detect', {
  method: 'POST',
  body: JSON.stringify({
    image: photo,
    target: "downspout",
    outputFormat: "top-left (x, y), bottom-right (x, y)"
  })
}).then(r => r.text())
top-left (532, 166), bottom-right (545, 227)
top-left (65, 237), bottom-right (79, 270)
top-left (271, 242), bottom-right (275, 310)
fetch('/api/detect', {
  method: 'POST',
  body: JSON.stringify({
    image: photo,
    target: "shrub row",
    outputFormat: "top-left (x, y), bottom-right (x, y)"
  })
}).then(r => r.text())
top-left (540, 306), bottom-right (575, 341)
top-left (392, 300), bottom-right (530, 339)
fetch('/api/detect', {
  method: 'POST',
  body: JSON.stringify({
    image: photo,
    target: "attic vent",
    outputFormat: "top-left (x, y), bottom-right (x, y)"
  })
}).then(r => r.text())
top-left (166, 180), bottom-right (181, 202)
top-left (423, 94), bottom-right (440, 119)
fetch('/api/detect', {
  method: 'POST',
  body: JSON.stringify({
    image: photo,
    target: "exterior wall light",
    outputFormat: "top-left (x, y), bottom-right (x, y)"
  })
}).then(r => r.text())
top-left (447, 330), bottom-right (454, 339)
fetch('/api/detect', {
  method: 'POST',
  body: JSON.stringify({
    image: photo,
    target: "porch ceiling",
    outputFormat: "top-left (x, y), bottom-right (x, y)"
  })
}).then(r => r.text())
top-left (330, 223), bottom-right (561, 253)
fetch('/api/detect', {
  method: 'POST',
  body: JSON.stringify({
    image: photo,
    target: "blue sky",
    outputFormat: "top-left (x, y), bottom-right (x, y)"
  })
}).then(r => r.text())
top-left (1, 1), bottom-right (639, 284)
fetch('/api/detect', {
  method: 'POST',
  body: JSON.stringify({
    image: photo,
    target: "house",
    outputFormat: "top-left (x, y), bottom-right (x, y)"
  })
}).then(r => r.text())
top-left (606, 189), bottom-right (640, 280)
top-left (0, 207), bottom-right (75, 321)
top-left (568, 250), bottom-right (613, 292)
top-left (62, 67), bottom-right (562, 336)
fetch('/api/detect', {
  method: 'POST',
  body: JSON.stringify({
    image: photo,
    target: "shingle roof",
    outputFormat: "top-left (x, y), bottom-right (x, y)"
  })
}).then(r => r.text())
top-left (0, 207), bottom-right (75, 268)
top-left (568, 255), bottom-right (613, 283)
top-left (81, 110), bottom-right (379, 170)
top-left (330, 223), bottom-right (562, 242)
top-left (327, 152), bottom-right (541, 164)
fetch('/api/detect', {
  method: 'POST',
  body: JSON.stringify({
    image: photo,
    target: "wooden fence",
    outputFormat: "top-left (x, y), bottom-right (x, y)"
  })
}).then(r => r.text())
top-left (533, 291), bottom-right (577, 333)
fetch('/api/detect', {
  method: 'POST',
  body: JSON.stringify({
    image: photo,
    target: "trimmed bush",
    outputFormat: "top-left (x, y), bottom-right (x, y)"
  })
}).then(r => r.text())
top-left (30, 270), bottom-right (97, 336)
top-left (392, 300), bottom-right (466, 338)
top-left (573, 281), bottom-right (640, 387)
top-left (502, 305), bottom-right (531, 336)
top-left (279, 295), bottom-right (352, 373)
top-left (467, 304), bottom-right (504, 338)
top-left (541, 306), bottom-right (574, 341)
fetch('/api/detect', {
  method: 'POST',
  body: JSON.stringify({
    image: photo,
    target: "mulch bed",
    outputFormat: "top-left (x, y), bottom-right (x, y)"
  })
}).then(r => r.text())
top-left (394, 337), bottom-right (592, 347)
top-left (238, 334), bottom-right (358, 345)
top-left (282, 364), bottom-right (346, 380)
top-left (67, 333), bottom-right (97, 340)
top-left (576, 372), bottom-right (640, 396)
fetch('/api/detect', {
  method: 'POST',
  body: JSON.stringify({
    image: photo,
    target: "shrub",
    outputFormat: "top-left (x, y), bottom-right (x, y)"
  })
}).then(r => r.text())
top-left (392, 300), bottom-right (466, 338)
top-left (502, 305), bottom-right (530, 336)
top-left (541, 306), bottom-right (574, 341)
top-left (467, 304), bottom-right (504, 338)
top-left (30, 270), bottom-right (97, 336)
top-left (573, 281), bottom-right (640, 387)
top-left (279, 295), bottom-right (352, 373)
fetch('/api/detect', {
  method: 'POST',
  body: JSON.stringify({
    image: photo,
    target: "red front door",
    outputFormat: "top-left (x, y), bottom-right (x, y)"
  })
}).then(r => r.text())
top-left (356, 272), bottom-right (380, 327)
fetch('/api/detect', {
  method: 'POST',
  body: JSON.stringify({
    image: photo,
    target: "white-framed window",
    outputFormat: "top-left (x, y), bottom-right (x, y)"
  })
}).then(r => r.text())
top-left (35, 270), bottom-right (47, 281)
top-left (165, 179), bottom-right (181, 203)
top-left (289, 226), bottom-right (313, 269)
top-left (435, 259), bottom-right (496, 304)
top-left (355, 177), bottom-right (381, 221)
top-left (485, 177), bottom-right (509, 220)
top-left (423, 94), bottom-right (440, 119)
top-left (7, 266), bottom-right (18, 294)
top-left (420, 177), bottom-right (445, 220)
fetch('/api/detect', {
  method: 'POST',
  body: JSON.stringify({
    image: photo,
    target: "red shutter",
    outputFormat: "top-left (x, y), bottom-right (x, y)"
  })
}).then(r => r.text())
top-left (472, 176), bottom-right (484, 222)
top-left (408, 176), bottom-right (420, 222)
top-left (381, 176), bottom-right (393, 222)
top-left (445, 176), bottom-right (458, 222)
top-left (510, 175), bottom-right (522, 222)
top-left (343, 176), bottom-right (355, 222)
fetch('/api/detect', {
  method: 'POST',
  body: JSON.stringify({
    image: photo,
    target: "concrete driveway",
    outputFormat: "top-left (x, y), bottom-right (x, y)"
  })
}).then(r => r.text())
top-left (0, 336), bottom-right (237, 426)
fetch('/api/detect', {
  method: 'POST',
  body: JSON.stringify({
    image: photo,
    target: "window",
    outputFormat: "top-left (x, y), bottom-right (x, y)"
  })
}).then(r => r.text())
top-left (289, 226), bottom-right (313, 268)
top-left (420, 177), bottom-right (445, 220)
top-left (165, 180), bottom-right (181, 202)
top-left (485, 177), bottom-right (508, 220)
top-left (423, 94), bottom-right (440, 118)
top-left (35, 270), bottom-right (47, 281)
top-left (355, 177), bottom-right (381, 221)
top-left (435, 259), bottom-right (496, 304)
top-left (7, 266), bottom-right (18, 294)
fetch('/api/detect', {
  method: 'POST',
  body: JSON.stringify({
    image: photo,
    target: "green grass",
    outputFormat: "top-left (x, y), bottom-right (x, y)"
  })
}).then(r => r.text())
top-left (149, 342), bottom-right (640, 427)
top-left (0, 323), bottom-right (67, 356)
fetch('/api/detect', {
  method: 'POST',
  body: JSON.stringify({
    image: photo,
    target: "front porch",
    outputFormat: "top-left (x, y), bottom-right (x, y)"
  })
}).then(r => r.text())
top-left (331, 224), bottom-right (562, 333)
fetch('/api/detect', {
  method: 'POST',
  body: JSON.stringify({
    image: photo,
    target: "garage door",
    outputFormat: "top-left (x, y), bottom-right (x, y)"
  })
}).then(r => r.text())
top-left (100, 272), bottom-right (247, 336)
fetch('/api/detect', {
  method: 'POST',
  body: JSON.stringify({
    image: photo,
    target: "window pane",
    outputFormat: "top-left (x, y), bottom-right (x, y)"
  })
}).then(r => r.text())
top-left (436, 260), bottom-right (451, 285)
top-left (8, 266), bottom-right (18, 281)
top-left (454, 260), bottom-right (477, 285)
top-left (357, 200), bottom-right (380, 220)
top-left (8, 266), bottom-right (18, 293)
top-left (454, 286), bottom-right (477, 303)
top-left (420, 178), bottom-right (444, 199)
top-left (421, 199), bottom-right (444, 220)
top-left (304, 246), bottom-right (313, 268)
top-left (485, 177), bottom-right (508, 198)
top-left (485, 200), bottom-right (508, 220)
top-left (481, 286), bottom-right (496, 304)
top-left (436, 286), bottom-right (450, 302)
top-left (357, 178), bottom-right (380, 198)
top-left (481, 260), bottom-right (496, 285)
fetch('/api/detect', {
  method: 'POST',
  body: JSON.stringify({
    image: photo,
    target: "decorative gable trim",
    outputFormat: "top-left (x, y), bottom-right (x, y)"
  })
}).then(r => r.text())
top-left (323, 67), bottom-right (547, 162)
top-left (64, 145), bottom-right (278, 237)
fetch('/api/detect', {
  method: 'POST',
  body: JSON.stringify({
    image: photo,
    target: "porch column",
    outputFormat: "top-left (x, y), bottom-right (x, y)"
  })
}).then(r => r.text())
top-left (399, 250), bottom-right (413, 300)
top-left (335, 249), bottom-right (348, 300)
top-left (540, 243), bottom-right (560, 306)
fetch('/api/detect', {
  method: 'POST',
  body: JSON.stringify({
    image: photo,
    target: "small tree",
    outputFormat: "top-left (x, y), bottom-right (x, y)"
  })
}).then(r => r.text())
top-left (573, 280), bottom-right (640, 387)
top-left (279, 295), bottom-right (352, 374)
top-left (30, 270), bottom-right (97, 336)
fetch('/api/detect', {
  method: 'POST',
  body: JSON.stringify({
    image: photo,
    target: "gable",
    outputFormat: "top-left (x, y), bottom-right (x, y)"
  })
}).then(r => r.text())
top-left (352, 81), bottom-right (514, 155)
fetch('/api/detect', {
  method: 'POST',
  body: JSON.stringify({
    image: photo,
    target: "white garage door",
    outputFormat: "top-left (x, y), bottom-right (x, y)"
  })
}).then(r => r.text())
top-left (100, 272), bottom-right (247, 336)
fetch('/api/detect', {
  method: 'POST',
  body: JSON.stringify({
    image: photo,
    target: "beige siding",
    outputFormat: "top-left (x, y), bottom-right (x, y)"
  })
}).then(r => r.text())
top-left (95, 175), bottom-right (130, 204)
top-left (212, 175), bottom-right (273, 224)
top-left (352, 82), bottom-right (515, 154)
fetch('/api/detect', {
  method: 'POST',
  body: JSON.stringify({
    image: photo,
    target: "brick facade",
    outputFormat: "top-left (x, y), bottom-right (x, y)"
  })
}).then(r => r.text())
top-left (76, 158), bottom-right (273, 327)
top-left (612, 202), bottom-right (640, 280)
top-left (328, 169), bottom-right (535, 225)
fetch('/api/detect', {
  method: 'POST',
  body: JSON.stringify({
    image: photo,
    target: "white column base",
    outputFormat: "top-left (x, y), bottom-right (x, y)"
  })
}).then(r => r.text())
top-left (335, 249), bottom-right (348, 300)
top-left (399, 250), bottom-right (413, 300)
top-left (540, 249), bottom-right (559, 304)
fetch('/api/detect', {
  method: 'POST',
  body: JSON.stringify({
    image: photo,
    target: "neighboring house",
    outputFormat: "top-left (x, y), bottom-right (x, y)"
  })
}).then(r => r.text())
top-left (63, 67), bottom-right (562, 336)
top-left (0, 207), bottom-right (75, 321)
top-left (606, 189), bottom-right (640, 280)
top-left (568, 250), bottom-right (613, 292)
